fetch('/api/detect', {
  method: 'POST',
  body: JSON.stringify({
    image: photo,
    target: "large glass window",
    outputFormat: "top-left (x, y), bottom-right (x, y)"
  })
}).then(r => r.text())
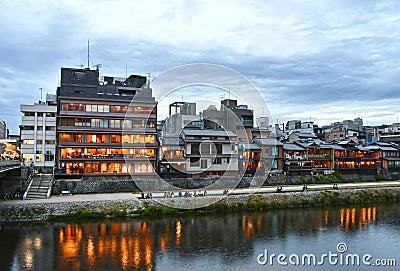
top-left (109, 119), bottom-right (121, 128)
top-left (60, 148), bottom-right (82, 159)
top-left (122, 120), bottom-right (132, 129)
top-left (122, 135), bottom-right (133, 143)
top-left (111, 135), bottom-right (122, 143)
top-left (86, 134), bottom-right (108, 143)
top-left (62, 103), bottom-right (85, 111)
top-left (110, 105), bottom-right (129, 113)
top-left (108, 162), bottom-right (122, 173)
top-left (85, 162), bottom-right (100, 174)
top-left (23, 140), bottom-right (34, 144)
top-left (59, 133), bottom-right (82, 142)
top-left (91, 119), bottom-right (108, 128)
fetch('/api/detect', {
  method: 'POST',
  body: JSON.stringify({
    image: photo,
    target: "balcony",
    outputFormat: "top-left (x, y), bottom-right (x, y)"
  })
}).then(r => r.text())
top-left (308, 154), bottom-right (331, 159)
top-left (60, 154), bottom-right (156, 160)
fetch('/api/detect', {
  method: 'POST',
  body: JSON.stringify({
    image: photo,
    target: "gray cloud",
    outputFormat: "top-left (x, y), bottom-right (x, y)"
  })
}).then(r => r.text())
top-left (1, 0), bottom-right (400, 133)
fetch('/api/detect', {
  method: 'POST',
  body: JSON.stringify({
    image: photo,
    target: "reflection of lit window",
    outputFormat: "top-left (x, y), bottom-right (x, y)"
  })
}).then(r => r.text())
top-left (176, 221), bottom-right (182, 246)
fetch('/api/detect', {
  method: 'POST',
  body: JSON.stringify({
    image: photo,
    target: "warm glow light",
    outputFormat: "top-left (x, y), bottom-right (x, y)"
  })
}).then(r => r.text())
top-left (87, 237), bottom-right (95, 268)
top-left (24, 250), bottom-right (34, 269)
top-left (176, 221), bottom-right (182, 246)
top-left (58, 228), bottom-right (64, 243)
top-left (120, 236), bottom-right (129, 269)
top-left (34, 236), bottom-right (42, 250)
top-left (133, 238), bottom-right (140, 268)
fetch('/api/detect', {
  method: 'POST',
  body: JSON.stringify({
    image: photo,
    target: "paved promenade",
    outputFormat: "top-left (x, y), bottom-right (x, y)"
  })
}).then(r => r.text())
top-left (1, 180), bottom-right (399, 206)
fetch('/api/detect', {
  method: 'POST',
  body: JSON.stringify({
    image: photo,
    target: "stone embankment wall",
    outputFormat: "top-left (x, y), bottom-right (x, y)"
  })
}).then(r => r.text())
top-left (1, 187), bottom-right (399, 222)
top-left (51, 172), bottom-right (388, 195)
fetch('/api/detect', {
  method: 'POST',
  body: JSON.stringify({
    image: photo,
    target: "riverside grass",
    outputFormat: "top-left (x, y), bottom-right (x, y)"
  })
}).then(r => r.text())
top-left (2, 187), bottom-right (399, 222)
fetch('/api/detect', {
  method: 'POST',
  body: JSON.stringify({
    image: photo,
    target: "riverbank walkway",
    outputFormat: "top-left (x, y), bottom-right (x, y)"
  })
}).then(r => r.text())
top-left (1, 180), bottom-right (400, 206)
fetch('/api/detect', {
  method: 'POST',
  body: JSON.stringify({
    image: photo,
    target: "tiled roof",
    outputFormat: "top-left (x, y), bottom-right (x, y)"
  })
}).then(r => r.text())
top-left (253, 138), bottom-right (284, 146)
top-left (242, 142), bottom-right (262, 150)
top-left (283, 143), bottom-right (306, 151)
top-left (181, 129), bottom-right (237, 137)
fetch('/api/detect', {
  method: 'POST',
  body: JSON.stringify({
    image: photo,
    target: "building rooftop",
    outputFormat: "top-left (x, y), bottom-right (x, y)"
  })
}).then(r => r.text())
top-left (181, 129), bottom-right (237, 137)
top-left (292, 132), bottom-right (318, 138)
top-left (283, 143), bottom-right (306, 151)
top-left (161, 136), bottom-right (184, 146)
top-left (242, 142), bottom-right (262, 150)
top-left (253, 138), bottom-right (283, 146)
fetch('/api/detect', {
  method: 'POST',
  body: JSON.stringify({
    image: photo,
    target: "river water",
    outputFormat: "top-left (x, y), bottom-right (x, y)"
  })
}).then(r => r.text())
top-left (1, 203), bottom-right (399, 271)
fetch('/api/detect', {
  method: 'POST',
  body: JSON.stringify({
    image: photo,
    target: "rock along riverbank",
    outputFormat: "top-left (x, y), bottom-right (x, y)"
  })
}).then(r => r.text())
top-left (1, 187), bottom-right (400, 222)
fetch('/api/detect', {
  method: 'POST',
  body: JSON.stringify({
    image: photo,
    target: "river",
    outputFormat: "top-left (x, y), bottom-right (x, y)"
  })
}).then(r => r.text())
top-left (1, 203), bottom-right (399, 270)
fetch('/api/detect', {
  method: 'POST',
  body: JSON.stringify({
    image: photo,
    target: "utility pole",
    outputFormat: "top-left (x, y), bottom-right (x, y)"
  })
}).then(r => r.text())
top-left (87, 39), bottom-right (90, 69)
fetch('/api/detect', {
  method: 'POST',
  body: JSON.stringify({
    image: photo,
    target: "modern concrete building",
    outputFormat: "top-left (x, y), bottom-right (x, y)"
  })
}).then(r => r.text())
top-left (56, 67), bottom-right (157, 176)
top-left (0, 119), bottom-right (6, 139)
top-left (20, 94), bottom-right (57, 172)
top-left (162, 102), bottom-right (200, 135)
top-left (202, 99), bottom-right (254, 142)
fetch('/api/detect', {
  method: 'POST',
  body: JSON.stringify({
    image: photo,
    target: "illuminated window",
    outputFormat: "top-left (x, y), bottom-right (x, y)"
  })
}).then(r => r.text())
top-left (23, 140), bottom-right (34, 144)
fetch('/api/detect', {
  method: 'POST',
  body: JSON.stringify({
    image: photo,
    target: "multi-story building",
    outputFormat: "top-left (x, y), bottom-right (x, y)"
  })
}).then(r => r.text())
top-left (333, 140), bottom-right (376, 174)
top-left (366, 142), bottom-right (400, 173)
top-left (180, 128), bottom-right (239, 177)
top-left (253, 138), bottom-right (284, 173)
top-left (162, 102), bottom-right (200, 135)
top-left (283, 143), bottom-right (311, 175)
top-left (56, 67), bottom-right (157, 176)
top-left (240, 142), bottom-right (262, 177)
top-left (159, 135), bottom-right (186, 177)
top-left (20, 94), bottom-right (57, 172)
top-left (0, 119), bottom-right (6, 139)
top-left (203, 99), bottom-right (254, 142)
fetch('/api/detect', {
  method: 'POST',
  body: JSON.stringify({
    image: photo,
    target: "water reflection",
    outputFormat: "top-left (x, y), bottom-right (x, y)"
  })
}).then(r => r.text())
top-left (1, 203), bottom-right (399, 271)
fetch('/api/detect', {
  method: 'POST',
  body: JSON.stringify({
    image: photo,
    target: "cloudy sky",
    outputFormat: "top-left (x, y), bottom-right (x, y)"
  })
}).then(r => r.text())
top-left (1, 0), bottom-right (400, 134)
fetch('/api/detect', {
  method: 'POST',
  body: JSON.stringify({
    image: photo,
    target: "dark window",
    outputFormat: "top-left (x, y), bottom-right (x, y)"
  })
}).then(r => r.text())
top-left (190, 157), bottom-right (200, 167)
top-left (213, 158), bottom-right (222, 164)
top-left (45, 154), bottom-right (54, 161)
top-left (191, 144), bottom-right (200, 155)
top-left (22, 126), bottom-right (34, 130)
top-left (24, 112), bottom-right (35, 116)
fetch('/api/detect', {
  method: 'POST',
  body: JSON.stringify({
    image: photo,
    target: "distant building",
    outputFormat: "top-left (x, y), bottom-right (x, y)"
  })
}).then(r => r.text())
top-left (288, 132), bottom-right (318, 143)
top-left (203, 99), bottom-right (254, 142)
top-left (0, 119), bottom-right (6, 139)
top-left (162, 102), bottom-right (200, 135)
top-left (56, 67), bottom-right (157, 176)
top-left (20, 94), bottom-right (57, 172)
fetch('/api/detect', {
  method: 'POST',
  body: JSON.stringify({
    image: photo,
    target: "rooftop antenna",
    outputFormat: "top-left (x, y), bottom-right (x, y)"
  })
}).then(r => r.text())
top-left (87, 39), bottom-right (90, 69)
top-left (125, 64), bottom-right (128, 80)
top-left (39, 88), bottom-right (43, 103)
